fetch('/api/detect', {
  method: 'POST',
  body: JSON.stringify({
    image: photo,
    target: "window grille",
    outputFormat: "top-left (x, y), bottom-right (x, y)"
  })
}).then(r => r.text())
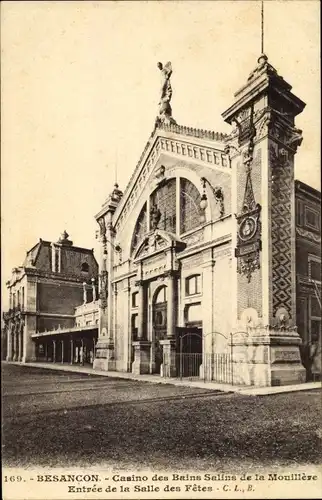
top-left (150, 179), bottom-right (176, 233)
top-left (131, 203), bottom-right (147, 253)
top-left (180, 178), bottom-right (202, 233)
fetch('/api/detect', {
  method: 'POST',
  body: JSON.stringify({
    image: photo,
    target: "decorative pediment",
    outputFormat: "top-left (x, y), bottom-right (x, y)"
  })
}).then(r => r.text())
top-left (133, 230), bottom-right (186, 262)
top-left (113, 126), bottom-right (229, 235)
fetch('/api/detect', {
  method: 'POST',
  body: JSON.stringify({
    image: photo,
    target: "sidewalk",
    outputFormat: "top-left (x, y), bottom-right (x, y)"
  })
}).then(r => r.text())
top-left (4, 361), bottom-right (321, 396)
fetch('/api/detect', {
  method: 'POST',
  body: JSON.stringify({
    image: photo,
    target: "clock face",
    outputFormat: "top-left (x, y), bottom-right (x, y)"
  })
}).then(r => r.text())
top-left (239, 217), bottom-right (257, 241)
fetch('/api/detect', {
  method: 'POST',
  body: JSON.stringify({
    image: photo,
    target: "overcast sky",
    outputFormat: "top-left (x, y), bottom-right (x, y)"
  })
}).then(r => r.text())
top-left (1, 0), bottom-right (320, 302)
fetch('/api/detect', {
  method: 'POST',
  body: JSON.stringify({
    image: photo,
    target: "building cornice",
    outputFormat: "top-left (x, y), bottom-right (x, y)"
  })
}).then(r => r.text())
top-left (177, 234), bottom-right (232, 260)
top-left (296, 227), bottom-right (321, 244)
top-left (295, 180), bottom-right (321, 202)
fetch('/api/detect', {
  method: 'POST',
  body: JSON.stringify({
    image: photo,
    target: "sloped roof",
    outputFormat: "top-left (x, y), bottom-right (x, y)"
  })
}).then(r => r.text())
top-left (23, 240), bottom-right (48, 267)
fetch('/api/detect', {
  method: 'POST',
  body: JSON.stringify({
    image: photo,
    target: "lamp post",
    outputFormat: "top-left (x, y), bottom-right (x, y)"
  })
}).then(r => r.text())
top-left (200, 177), bottom-right (225, 218)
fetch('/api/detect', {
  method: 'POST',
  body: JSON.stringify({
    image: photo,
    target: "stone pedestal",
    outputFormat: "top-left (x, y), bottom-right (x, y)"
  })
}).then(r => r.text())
top-left (159, 339), bottom-right (177, 378)
top-left (93, 339), bottom-right (116, 371)
top-left (231, 327), bottom-right (306, 387)
top-left (132, 341), bottom-right (151, 375)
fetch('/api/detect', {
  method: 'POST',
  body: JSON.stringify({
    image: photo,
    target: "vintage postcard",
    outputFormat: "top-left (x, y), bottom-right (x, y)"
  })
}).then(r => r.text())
top-left (1, 1), bottom-right (321, 499)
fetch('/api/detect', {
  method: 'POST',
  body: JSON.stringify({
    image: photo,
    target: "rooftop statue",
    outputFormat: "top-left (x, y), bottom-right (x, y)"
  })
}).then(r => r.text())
top-left (155, 61), bottom-right (177, 128)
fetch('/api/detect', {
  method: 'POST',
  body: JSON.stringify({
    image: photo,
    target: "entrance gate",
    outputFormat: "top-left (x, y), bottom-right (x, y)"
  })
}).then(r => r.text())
top-left (161, 330), bottom-right (240, 384)
top-left (153, 286), bottom-right (168, 374)
top-left (176, 327), bottom-right (202, 379)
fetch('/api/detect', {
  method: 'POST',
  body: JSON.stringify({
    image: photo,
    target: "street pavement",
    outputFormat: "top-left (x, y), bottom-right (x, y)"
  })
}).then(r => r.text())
top-left (2, 363), bottom-right (321, 471)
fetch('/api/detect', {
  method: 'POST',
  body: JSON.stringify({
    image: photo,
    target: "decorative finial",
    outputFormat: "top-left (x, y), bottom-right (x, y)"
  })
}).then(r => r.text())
top-left (155, 61), bottom-right (177, 129)
top-left (261, 0), bottom-right (264, 55)
top-left (57, 230), bottom-right (73, 246)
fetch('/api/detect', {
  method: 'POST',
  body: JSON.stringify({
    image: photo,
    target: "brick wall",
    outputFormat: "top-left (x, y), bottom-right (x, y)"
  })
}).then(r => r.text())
top-left (236, 148), bottom-right (262, 318)
top-left (38, 282), bottom-right (83, 314)
top-left (60, 248), bottom-right (98, 278)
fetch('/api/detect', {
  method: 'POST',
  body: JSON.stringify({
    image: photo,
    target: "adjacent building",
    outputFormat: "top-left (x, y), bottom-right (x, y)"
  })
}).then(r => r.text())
top-left (295, 181), bottom-right (321, 345)
top-left (3, 231), bottom-right (98, 364)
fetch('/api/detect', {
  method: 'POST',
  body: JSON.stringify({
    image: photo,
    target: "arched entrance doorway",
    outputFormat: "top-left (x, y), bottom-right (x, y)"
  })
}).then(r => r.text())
top-left (153, 285), bottom-right (167, 373)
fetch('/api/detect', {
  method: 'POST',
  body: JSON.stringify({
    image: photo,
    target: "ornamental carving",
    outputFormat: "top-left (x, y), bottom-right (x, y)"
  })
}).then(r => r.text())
top-left (150, 204), bottom-right (162, 230)
top-left (99, 270), bottom-right (108, 309)
top-left (98, 217), bottom-right (107, 242)
top-left (234, 117), bottom-right (262, 283)
top-left (155, 62), bottom-right (177, 128)
top-left (232, 103), bottom-right (256, 148)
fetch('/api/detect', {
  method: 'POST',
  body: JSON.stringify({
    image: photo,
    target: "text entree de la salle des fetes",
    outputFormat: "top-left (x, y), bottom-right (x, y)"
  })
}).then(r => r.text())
top-left (6, 471), bottom-right (319, 495)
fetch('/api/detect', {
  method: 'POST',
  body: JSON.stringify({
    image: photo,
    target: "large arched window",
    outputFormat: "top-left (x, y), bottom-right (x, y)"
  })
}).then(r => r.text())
top-left (180, 178), bottom-right (203, 233)
top-left (131, 202), bottom-right (147, 253)
top-left (150, 179), bottom-right (176, 233)
top-left (130, 176), bottom-right (204, 256)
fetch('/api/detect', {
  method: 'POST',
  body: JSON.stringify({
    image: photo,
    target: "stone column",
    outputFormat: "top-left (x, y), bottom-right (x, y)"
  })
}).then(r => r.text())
top-left (92, 278), bottom-right (96, 302)
top-left (200, 254), bottom-right (215, 380)
top-left (137, 281), bottom-right (145, 340)
top-left (61, 340), bottom-right (64, 363)
top-left (13, 327), bottom-right (19, 361)
top-left (93, 214), bottom-right (116, 372)
top-left (123, 283), bottom-right (131, 372)
top-left (132, 280), bottom-right (151, 375)
top-left (6, 326), bottom-right (13, 361)
top-left (93, 337), bottom-right (96, 364)
top-left (18, 325), bottom-right (23, 362)
top-left (81, 338), bottom-right (84, 365)
top-left (70, 339), bottom-right (74, 365)
top-left (83, 283), bottom-right (87, 304)
top-left (160, 271), bottom-right (178, 377)
top-left (53, 340), bottom-right (56, 363)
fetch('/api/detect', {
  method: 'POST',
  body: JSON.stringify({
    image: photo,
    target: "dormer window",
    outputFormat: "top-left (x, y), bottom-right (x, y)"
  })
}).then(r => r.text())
top-left (81, 262), bottom-right (89, 273)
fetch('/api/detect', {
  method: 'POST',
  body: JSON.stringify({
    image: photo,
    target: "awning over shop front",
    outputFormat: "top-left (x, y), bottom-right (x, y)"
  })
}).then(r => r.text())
top-left (31, 324), bottom-right (98, 339)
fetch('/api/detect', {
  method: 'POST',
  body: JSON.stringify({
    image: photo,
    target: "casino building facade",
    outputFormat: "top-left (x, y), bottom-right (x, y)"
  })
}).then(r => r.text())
top-left (4, 55), bottom-right (321, 385)
top-left (93, 55), bottom-right (321, 386)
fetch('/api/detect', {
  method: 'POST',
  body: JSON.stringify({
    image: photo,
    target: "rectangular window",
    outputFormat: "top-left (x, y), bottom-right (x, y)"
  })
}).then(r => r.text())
top-left (132, 292), bottom-right (138, 308)
top-left (296, 199), bottom-right (302, 226)
top-left (309, 255), bottom-right (321, 283)
top-left (185, 275), bottom-right (201, 296)
top-left (186, 303), bottom-right (202, 323)
top-left (311, 296), bottom-right (321, 317)
top-left (311, 320), bottom-right (321, 343)
top-left (131, 314), bottom-right (138, 339)
top-left (310, 261), bottom-right (321, 282)
top-left (55, 249), bottom-right (59, 273)
top-left (305, 207), bottom-right (320, 231)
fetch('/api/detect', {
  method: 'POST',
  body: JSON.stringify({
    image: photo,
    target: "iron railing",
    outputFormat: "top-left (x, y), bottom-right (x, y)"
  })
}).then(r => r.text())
top-left (162, 352), bottom-right (232, 383)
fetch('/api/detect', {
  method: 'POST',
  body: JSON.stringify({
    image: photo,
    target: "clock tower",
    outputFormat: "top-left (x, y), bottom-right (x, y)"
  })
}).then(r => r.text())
top-left (223, 54), bottom-right (306, 386)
